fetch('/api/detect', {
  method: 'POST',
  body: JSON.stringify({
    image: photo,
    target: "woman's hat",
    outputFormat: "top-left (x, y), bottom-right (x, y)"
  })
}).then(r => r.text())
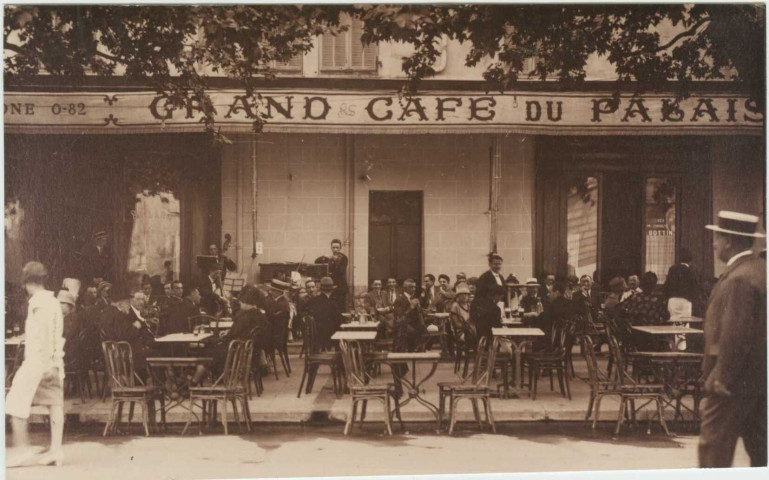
top-left (706, 211), bottom-right (766, 238)
top-left (239, 284), bottom-right (263, 306)
top-left (455, 283), bottom-right (471, 295)
top-left (319, 276), bottom-right (335, 291)
top-left (57, 290), bottom-right (76, 306)
top-left (21, 261), bottom-right (48, 284)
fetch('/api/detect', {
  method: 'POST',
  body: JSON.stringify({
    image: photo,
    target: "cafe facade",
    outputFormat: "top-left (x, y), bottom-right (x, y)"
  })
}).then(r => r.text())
top-left (5, 42), bottom-right (765, 296)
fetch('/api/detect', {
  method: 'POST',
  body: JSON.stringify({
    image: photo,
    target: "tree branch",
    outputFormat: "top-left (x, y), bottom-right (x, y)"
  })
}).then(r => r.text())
top-left (655, 18), bottom-right (710, 52)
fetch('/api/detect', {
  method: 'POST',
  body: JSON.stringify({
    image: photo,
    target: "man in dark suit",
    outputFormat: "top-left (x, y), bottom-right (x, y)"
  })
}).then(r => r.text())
top-left (327, 239), bottom-right (349, 311)
top-left (120, 291), bottom-right (158, 381)
top-left (158, 285), bottom-right (200, 337)
top-left (199, 268), bottom-right (229, 317)
top-left (476, 253), bottom-right (506, 298)
top-left (306, 277), bottom-right (342, 350)
top-left (392, 279), bottom-right (428, 353)
top-left (664, 247), bottom-right (703, 316)
top-left (699, 211), bottom-right (767, 468)
top-left (470, 283), bottom-right (504, 342)
top-left (81, 230), bottom-right (112, 284)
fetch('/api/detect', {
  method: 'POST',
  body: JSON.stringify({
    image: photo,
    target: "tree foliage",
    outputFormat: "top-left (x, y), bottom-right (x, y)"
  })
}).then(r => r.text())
top-left (4, 4), bottom-right (765, 133)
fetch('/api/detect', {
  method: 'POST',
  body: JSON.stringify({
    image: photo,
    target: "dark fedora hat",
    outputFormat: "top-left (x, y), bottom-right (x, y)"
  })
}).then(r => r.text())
top-left (239, 284), bottom-right (264, 307)
top-left (319, 276), bottom-right (335, 291)
top-left (706, 211), bottom-right (766, 238)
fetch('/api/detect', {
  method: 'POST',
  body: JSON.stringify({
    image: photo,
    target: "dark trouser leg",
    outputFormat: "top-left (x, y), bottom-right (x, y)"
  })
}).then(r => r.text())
top-left (742, 395), bottom-right (768, 467)
top-left (698, 395), bottom-right (742, 467)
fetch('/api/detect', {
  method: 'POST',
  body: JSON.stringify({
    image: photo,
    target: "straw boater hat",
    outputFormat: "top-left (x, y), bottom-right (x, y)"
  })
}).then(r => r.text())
top-left (455, 283), bottom-right (471, 295)
top-left (268, 279), bottom-right (291, 292)
top-left (525, 277), bottom-right (540, 287)
top-left (706, 211), bottom-right (766, 238)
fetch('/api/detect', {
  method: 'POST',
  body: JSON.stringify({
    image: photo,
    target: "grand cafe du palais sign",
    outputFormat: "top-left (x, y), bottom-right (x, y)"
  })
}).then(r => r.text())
top-left (4, 89), bottom-right (763, 135)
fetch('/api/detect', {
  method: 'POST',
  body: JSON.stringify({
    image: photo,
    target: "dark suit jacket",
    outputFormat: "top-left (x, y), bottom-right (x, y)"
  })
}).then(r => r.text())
top-left (199, 277), bottom-right (226, 316)
top-left (470, 295), bottom-right (502, 341)
top-left (664, 263), bottom-right (701, 303)
top-left (213, 308), bottom-right (266, 369)
top-left (82, 244), bottom-right (112, 283)
top-left (307, 293), bottom-right (342, 349)
top-left (158, 297), bottom-right (197, 337)
top-left (393, 293), bottom-right (427, 352)
top-left (703, 254), bottom-right (766, 396)
top-left (364, 290), bottom-right (386, 314)
top-left (328, 253), bottom-right (349, 287)
top-left (476, 270), bottom-right (505, 298)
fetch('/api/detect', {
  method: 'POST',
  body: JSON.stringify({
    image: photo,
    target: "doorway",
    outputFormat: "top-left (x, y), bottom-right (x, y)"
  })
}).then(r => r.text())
top-left (368, 191), bottom-right (423, 285)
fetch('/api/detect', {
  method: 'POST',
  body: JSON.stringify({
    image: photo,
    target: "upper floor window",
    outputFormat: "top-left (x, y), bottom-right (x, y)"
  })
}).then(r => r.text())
top-left (320, 15), bottom-right (378, 73)
top-left (271, 54), bottom-right (303, 73)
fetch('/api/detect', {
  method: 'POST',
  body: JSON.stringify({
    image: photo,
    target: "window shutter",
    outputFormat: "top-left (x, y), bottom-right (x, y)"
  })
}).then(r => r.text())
top-left (321, 32), bottom-right (349, 70)
top-left (351, 20), bottom-right (377, 70)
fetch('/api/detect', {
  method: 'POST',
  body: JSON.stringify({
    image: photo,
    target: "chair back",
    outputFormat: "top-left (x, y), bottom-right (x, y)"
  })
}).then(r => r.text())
top-left (338, 340), bottom-right (367, 388)
top-left (580, 335), bottom-right (613, 386)
top-left (5, 344), bottom-right (25, 385)
top-left (301, 315), bottom-right (322, 355)
top-left (471, 336), bottom-right (496, 387)
top-left (606, 332), bottom-right (634, 385)
top-left (188, 314), bottom-right (217, 333)
top-left (219, 339), bottom-right (248, 390)
top-left (102, 341), bottom-right (140, 389)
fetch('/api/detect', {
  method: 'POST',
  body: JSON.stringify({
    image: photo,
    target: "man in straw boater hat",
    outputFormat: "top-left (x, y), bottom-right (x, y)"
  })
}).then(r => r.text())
top-left (699, 211), bottom-right (766, 468)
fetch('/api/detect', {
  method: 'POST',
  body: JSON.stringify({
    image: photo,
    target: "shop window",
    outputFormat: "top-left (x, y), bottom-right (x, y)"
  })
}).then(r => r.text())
top-left (127, 191), bottom-right (180, 286)
top-left (319, 14), bottom-right (378, 72)
top-left (566, 176), bottom-right (599, 278)
top-left (644, 177), bottom-right (677, 283)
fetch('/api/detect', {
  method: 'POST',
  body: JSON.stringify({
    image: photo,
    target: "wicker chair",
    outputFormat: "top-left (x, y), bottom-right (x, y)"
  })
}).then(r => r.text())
top-left (438, 336), bottom-right (497, 435)
top-left (297, 316), bottom-right (343, 397)
top-left (580, 335), bottom-right (622, 429)
top-left (102, 341), bottom-right (165, 437)
top-left (339, 340), bottom-right (404, 435)
top-left (245, 327), bottom-right (266, 398)
top-left (183, 339), bottom-right (250, 435)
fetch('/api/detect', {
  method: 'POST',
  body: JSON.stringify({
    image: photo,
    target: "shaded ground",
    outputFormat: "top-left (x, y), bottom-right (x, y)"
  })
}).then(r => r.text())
top-left (6, 422), bottom-right (752, 479)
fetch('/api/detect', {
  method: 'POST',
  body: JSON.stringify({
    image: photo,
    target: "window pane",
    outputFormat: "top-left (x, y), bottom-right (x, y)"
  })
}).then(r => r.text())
top-left (644, 177), bottom-right (676, 282)
top-left (127, 191), bottom-right (180, 286)
top-left (566, 176), bottom-right (599, 278)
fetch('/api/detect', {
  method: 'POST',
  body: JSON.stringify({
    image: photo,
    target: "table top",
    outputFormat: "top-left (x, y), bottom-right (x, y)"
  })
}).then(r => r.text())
top-left (492, 327), bottom-right (545, 337)
top-left (501, 319), bottom-right (523, 326)
top-left (331, 331), bottom-right (377, 341)
top-left (632, 351), bottom-right (704, 359)
top-left (340, 322), bottom-right (380, 330)
top-left (209, 321), bottom-right (234, 328)
top-left (147, 357), bottom-right (214, 366)
top-left (386, 352), bottom-right (441, 361)
top-left (632, 326), bottom-right (704, 335)
top-left (668, 316), bottom-right (704, 323)
top-left (5, 335), bottom-right (24, 346)
top-left (154, 333), bottom-right (214, 343)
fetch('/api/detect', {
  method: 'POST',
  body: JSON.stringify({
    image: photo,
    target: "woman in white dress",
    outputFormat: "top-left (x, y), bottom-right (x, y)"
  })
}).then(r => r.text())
top-left (6, 261), bottom-right (65, 467)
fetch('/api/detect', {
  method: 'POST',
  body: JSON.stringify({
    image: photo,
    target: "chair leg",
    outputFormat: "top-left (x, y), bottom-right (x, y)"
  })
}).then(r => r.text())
top-left (483, 397), bottom-right (496, 433)
top-left (241, 396), bottom-right (252, 432)
top-left (549, 368), bottom-right (555, 391)
top-left (382, 396), bottom-right (393, 436)
top-left (160, 397), bottom-right (167, 431)
top-left (471, 399), bottom-right (482, 428)
top-left (657, 397), bottom-right (671, 436)
top-left (103, 401), bottom-right (118, 436)
top-left (282, 347), bottom-right (292, 375)
top-left (360, 399), bottom-right (368, 428)
top-left (297, 364), bottom-right (309, 398)
top-left (140, 402), bottom-right (150, 437)
top-left (182, 397), bottom-right (194, 435)
top-left (306, 364), bottom-right (318, 394)
top-left (128, 402), bottom-right (135, 431)
top-left (563, 368), bottom-right (572, 400)
top-left (115, 402), bottom-right (124, 434)
top-left (532, 366), bottom-right (539, 400)
top-left (221, 399), bottom-right (229, 435)
top-left (345, 399), bottom-right (357, 436)
top-left (438, 390), bottom-right (446, 430)
top-left (449, 397), bottom-right (461, 435)
top-left (230, 398), bottom-right (242, 434)
top-left (614, 398), bottom-right (627, 435)
top-left (270, 352), bottom-right (279, 380)
top-left (585, 392), bottom-right (595, 425)
top-left (592, 394), bottom-right (604, 430)
top-left (394, 395), bottom-right (405, 431)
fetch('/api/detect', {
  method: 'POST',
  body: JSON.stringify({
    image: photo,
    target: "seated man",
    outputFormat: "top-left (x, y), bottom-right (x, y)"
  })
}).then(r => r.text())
top-left (306, 277), bottom-right (342, 350)
top-left (118, 291), bottom-right (159, 381)
top-left (618, 271), bottom-right (671, 350)
top-left (392, 279), bottom-right (428, 352)
top-left (520, 278), bottom-right (543, 315)
top-left (158, 285), bottom-right (201, 337)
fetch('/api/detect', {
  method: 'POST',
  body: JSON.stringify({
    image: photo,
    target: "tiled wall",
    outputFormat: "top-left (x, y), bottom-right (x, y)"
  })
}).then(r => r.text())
top-left (221, 133), bottom-right (536, 288)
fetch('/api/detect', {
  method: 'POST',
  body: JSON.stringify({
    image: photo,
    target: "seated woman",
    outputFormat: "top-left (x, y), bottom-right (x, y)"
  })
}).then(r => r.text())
top-left (449, 283), bottom-right (472, 345)
top-left (191, 285), bottom-right (266, 384)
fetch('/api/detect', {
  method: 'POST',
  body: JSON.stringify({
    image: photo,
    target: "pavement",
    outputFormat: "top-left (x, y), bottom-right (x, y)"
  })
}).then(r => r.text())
top-left (4, 423), bottom-right (753, 480)
top-left (35, 348), bottom-right (700, 430)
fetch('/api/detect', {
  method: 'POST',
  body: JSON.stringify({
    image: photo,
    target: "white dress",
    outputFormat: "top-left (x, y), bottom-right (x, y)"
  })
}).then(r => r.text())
top-left (5, 290), bottom-right (65, 419)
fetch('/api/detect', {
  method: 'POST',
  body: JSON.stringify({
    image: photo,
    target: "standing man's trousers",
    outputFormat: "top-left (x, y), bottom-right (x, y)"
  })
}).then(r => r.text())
top-left (698, 393), bottom-right (767, 467)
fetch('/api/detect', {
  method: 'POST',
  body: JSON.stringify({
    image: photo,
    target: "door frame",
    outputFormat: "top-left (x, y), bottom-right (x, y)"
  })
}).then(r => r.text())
top-left (367, 190), bottom-right (424, 285)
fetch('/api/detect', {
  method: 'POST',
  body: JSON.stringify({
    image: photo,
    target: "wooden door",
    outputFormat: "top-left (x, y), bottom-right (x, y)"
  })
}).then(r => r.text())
top-left (368, 191), bottom-right (423, 284)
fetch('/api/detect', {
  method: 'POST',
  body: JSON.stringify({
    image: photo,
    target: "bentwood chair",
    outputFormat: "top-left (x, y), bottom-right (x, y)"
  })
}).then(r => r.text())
top-left (245, 327), bottom-right (266, 398)
top-left (522, 325), bottom-right (572, 400)
top-left (102, 341), bottom-right (165, 437)
top-left (297, 316), bottom-right (343, 398)
top-left (580, 335), bottom-right (622, 429)
top-left (183, 340), bottom-right (250, 435)
top-left (339, 340), bottom-right (404, 436)
top-left (606, 334), bottom-right (671, 436)
top-left (439, 336), bottom-right (497, 435)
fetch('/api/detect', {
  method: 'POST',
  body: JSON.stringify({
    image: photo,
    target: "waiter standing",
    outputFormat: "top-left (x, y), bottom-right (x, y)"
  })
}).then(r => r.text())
top-left (327, 238), bottom-right (348, 311)
top-left (82, 230), bottom-right (112, 284)
top-left (699, 211), bottom-right (766, 468)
